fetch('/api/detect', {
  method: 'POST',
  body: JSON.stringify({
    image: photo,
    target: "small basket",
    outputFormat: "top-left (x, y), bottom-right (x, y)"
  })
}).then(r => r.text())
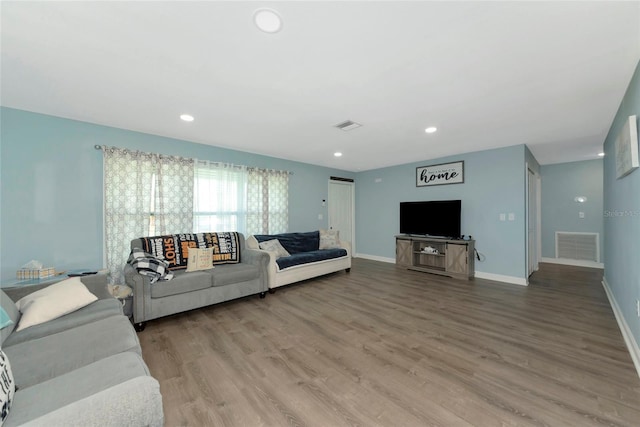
top-left (17, 267), bottom-right (56, 280)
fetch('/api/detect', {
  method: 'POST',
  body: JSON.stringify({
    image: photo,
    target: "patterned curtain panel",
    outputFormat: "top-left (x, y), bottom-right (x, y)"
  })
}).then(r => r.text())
top-left (154, 155), bottom-right (194, 235)
top-left (103, 147), bottom-right (193, 284)
top-left (246, 168), bottom-right (289, 235)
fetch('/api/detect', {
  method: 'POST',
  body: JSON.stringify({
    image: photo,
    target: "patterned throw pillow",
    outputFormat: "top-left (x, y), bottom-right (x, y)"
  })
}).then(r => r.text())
top-left (186, 247), bottom-right (215, 272)
top-left (259, 239), bottom-right (291, 258)
top-left (319, 229), bottom-right (341, 249)
top-left (0, 349), bottom-right (15, 426)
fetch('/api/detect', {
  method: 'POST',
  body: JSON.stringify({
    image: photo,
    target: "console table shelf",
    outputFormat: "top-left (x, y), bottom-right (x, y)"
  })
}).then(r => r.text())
top-left (396, 235), bottom-right (474, 280)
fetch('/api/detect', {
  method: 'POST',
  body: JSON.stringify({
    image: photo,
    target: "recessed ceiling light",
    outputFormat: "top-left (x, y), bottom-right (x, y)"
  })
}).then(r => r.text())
top-left (254, 9), bottom-right (282, 33)
top-left (597, 152), bottom-right (605, 157)
top-left (180, 114), bottom-right (194, 122)
top-left (334, 152), bottom-right (343, 157)
top-left (425, 127), bottom-right (437, 134)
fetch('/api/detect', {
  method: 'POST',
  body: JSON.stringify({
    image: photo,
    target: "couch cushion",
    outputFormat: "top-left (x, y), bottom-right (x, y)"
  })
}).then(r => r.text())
top-left (254, 231), bottom-right (319, 254)
top-left (150, 270), bottom-right (213, 298)
top-left (319, 229), bottom-right (342, 249)
top-left (276, 248), bottom-right (348, 270)
top-left (4, 315), bottom-right (141, 389)
top-left (211, 263), bottom-right (260, 287)
top-left (15, 277), bottom-right (98, 332)
top-left (4, 352), bottom-right (155, 427)
top-left (2, 298), bottom-right (123, 348)
top-left (258, 239), bottom-right (290, 258)
top-left (0, 349), bottom-right (15, 427)
top-left (185, 247), bottom-right (214, 272)
top-left (0, 291), bottom-right (20, 346)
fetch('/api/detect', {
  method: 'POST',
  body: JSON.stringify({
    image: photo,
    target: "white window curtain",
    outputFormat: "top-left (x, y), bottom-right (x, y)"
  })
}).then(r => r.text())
top-left (246, 168), bottom-right (289, 235)
top-left (103, 147), bottom-right (194, 284)
top-left (193, 161), bottom-right (248, 233)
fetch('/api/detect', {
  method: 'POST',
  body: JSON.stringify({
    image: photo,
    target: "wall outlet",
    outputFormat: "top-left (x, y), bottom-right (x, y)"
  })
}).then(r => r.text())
top-left (579, 211), bottom-right (585, 219)
top-left (508, 213), bottom-right (515, 221)
top-left (318, 214), bottom-right (323, 220)
top-left (499, 213), bottom-right (506, 221)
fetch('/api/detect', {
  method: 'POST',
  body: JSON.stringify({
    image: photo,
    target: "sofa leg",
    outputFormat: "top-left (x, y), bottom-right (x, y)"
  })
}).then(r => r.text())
top-left (268, 288), bottom-right (276, 294)
top-left (259, 292), bottom-right (266, 299)
top-left (134, 322), bottom-right (146, 332)
top-left (346, 268), bottom-right (351, 273)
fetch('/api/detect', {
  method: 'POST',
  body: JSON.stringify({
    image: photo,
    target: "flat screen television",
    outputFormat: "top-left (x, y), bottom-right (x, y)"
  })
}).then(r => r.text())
top-left (400, 200), bottom-right (461, 238)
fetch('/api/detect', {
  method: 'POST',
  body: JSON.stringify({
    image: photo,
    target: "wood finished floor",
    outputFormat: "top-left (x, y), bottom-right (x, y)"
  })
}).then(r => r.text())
top-left (138, 259), bottom-right (640, 427)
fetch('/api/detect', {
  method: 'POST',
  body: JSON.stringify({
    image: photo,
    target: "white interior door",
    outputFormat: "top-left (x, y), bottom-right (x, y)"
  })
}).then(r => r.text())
top-left (328, 179), bottom-right (355, 251)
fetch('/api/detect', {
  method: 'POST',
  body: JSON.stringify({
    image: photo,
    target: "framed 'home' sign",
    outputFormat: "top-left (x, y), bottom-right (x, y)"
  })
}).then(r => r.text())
top-left (416, 161), bottom-right (464, 187)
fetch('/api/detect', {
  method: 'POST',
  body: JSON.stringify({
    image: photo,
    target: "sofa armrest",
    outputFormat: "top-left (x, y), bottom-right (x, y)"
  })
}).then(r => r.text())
top-left (241, 248), bottom-right (270, 292)
top-left (17, 376), bottom-right (164, 427)
top-left (339, 240), bottom-right (352, 256)
top-left (124, 264), bottom-right (151, 324)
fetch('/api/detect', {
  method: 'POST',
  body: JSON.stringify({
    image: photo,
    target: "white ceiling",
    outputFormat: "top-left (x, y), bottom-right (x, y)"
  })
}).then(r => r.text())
top-left (2, 1), bottom-right (639, 171)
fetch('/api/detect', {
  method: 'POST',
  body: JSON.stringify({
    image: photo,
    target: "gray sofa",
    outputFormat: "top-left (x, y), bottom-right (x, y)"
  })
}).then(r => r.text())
top-left (125, 232), bottom-right (269, 331)
top-left (0, 275), bottom-right (163, 427)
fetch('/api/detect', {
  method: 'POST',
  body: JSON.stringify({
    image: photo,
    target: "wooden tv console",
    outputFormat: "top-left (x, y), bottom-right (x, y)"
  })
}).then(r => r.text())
top-left (395, 235), bottom-right (475, 280)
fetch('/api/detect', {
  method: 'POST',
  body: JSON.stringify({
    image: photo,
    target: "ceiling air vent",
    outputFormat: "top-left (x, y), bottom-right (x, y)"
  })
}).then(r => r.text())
top-left (334, 120), bottom-right (362, 131)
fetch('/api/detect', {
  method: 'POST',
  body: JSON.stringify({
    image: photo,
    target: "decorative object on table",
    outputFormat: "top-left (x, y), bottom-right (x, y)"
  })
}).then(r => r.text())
top-left (16, 260), bottom-right (55, 280)
top-left (108, 284), bottom-right (133, 319)
top-left (109, 284), bottom-right (133, 299)
top-left (421, 246), bottom-right (439, 255)
top-left (416, 161), bottom-right (464, 187)
top-left (615, 115), bottom-right (638, 179)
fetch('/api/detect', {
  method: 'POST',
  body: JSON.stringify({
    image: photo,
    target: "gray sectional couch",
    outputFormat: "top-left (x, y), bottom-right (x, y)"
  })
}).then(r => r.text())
top-left (0, 275), bottom-right (163, 427)
top-left (125, 232), bottom-right (269, 331)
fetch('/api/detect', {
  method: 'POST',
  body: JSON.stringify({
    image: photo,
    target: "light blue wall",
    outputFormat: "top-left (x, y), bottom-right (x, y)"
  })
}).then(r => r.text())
top-left (0, 107), bottom-right (354, 281)
top-left (602, 60), bottom-right (640, 349)
top-left (540, 160), bottom-right (604, 260)
top-left (355, 145), bottom-right (528, 280)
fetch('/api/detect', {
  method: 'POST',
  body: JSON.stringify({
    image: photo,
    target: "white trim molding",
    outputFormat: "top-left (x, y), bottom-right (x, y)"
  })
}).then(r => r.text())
top-left (475, 271), bottom-right (528, 286)
top-left (602, 277), bottom-right (640, 380)
top-left (355, 253), bottom-right (395, 264)
top-left (540, 257), bottom-right (604, 269)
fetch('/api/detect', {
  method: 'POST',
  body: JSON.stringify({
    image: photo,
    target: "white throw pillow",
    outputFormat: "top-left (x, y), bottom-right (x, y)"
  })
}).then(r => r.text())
top-left (0, 349), bottom-right (15, 427)
top-left (15, 277), bottom-right (98, 331)
top-left (259, 239), bottom-right (291, 258)
top-left (186, 247), bottom-right (215, 272)
top-left (319, 229), bottom-right (341, 249)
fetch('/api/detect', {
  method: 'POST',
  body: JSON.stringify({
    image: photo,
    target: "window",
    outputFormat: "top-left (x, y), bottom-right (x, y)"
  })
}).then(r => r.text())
top-left (193, 162), bottom-right (288, 235)
top-left (193, 163), bottom-right (248, 233)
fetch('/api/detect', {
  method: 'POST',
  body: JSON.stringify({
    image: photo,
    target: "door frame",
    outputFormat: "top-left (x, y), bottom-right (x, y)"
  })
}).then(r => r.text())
top-left (526, 164), bottom-right (541, 280)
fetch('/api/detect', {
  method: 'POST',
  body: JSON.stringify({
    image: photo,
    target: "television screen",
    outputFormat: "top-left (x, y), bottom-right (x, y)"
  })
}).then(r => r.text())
top-left (400, 200), bottom-right (461, 238)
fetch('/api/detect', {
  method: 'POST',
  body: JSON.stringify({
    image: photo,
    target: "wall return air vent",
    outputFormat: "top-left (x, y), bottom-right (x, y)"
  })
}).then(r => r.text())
top-left (555, 231), bottom-right (599, 262)
top-left (334, 120), bottom-right (362, 131)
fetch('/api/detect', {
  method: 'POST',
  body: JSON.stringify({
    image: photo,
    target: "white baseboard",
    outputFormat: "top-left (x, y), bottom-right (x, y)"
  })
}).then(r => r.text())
top-left (602, 277), bottom-right (640, 380)
top-left (540, 257), bottom-right (604, 269)
top-left (474, 271), bottom-right (528, 286)
top-left (354, 253), bottom-right (395, 263)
